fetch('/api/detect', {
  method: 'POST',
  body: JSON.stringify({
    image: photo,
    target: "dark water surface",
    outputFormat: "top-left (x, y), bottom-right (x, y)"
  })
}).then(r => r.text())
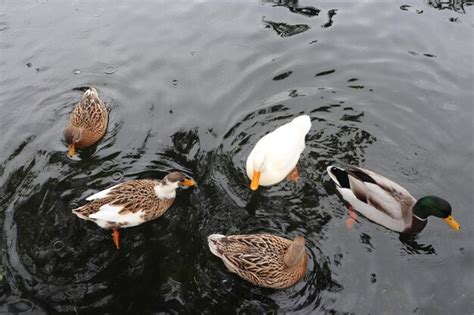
top-left (1, 0), bottom-right (473, 313)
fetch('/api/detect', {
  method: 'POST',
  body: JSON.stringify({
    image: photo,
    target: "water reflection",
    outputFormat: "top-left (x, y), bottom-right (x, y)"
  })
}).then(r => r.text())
top-left (262, 17), bottom-right (310, 37)
top-left (262, 0), bottom-right (321, 17)
top-left (399, 234), bottom-right (437, 255)
top-left (425, 0), bottom-right (472, 13)
top-left (321, 9), bottom-right (338, 28)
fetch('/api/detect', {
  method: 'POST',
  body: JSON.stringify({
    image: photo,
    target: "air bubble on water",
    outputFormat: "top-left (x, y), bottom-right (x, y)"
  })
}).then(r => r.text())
top-left (93, 8), bottom-right (105, 17)
top-left (171, 79), bottom-right (178, 87)
top-left (73, 69), bottom-right (81, 75)
top-left (112, 171), bottom-right (124, 182)
top-left (52, 240), bottom-right (65, 252)
top-left (104, 65), bottom-right (117, 74)
top-left (100, 160), bottom-right (116, 172)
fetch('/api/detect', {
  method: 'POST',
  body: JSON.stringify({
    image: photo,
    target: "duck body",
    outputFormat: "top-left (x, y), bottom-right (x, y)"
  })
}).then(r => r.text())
top-left (246, 115), bottom-right (311, 189)
top-left (72, 172), bottom-right (195, 248)
top-left (73, 179), bottom-right (173, 229)
top-left (326, 165), bottom-right (460, 233)
top-left (64, 88), bottom-right (108, 156)
top-left (208, 233), bottom-right (307, 289)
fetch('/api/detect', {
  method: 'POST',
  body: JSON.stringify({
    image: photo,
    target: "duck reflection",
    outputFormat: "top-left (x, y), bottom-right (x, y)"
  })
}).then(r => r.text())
top-left (262, 16), bottom-right (310, 37)
top-left (262, 0), bottom-right (321, 17)
top-left (399, 234), bottom-right (436, 255)
top-left (425, 0), bottom-right (472, 13)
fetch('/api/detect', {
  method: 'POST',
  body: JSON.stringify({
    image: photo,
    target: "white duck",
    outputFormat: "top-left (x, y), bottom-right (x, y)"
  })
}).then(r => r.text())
top-left (246, 115), bottom-right (311, 190)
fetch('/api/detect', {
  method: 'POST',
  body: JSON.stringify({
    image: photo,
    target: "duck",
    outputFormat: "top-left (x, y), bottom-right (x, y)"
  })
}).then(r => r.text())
top-left (208, 233), bottom-right (307, 289)
top-left (246, 115), bottom-right (311, 191)
top-left (64, 87), bottom-right (108, 157)
top-left (326, 165), bottom-right (460, 233)
top-left (72, 172), bottom-right (195, 249)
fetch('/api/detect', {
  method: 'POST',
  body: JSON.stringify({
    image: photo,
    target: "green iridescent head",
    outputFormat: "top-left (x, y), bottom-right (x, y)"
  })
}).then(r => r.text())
top-left (412, 196), bottom-right (460, 230)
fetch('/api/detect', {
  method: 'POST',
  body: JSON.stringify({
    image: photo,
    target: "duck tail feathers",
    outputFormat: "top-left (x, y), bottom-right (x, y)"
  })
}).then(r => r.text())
top-left (208, 234), bottom-right (225, 257)
top-left (326, 165), bottom-right (350, 188)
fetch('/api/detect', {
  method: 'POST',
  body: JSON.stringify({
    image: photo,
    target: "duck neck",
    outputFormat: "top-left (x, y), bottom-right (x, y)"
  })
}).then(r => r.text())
top-left (154, 183), bottom-right (176, 200)
top-left (284, 237), bottom-right (306, 268)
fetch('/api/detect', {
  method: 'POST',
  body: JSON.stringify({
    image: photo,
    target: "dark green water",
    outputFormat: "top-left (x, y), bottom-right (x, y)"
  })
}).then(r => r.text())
top-left (1, 0), bottom-right (473, 313)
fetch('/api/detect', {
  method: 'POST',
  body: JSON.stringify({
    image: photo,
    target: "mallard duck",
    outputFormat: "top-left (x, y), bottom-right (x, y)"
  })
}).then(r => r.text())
top-left (327, 165), bottom-right (460, 233)
top-left (208, 233), bottom-right (308, 289)
top-left (72, 172), bottom-right (195, 249)
top-left (246, 115), bottom-right (311, 190)
top-left (64, 87), bottom-right (108, 157)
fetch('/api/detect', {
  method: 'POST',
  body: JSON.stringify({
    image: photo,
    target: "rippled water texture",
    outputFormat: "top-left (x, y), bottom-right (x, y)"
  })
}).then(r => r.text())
top-left (1, 0), bottom-right (473, 313)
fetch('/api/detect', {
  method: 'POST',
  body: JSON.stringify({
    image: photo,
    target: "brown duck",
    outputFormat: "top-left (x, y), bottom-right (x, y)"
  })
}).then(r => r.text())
top-left (72, 172), bottom-right (195, 249)
top-left (208, 233), bottom-right (308, 289)
top-left (64, 87), bottom-right (108, 157)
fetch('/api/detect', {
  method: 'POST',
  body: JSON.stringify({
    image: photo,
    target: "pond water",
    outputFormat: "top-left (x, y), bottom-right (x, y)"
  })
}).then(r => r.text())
top-left (1, 0), bottom-right (473, 313)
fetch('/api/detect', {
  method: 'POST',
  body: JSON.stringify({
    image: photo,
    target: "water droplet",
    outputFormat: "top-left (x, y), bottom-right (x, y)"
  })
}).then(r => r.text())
top-left (0, 22), bottom-right (9, 32)
top-left (169, 109), bottom-right (173, 114)
top-left (76, 30), bottom-right (90, 39)
top-left (73, 69), bottom-right (81, 75)
top-left (190, 51), bottom-right (195, 56)
top-left (36, 0), bottom-right (48, 4)
top-left (111, 171), bottom-right (124, 182)
top-left (104, 64), bottom-right (117, 74)
top-left (93, 8), bottom-right (105, 17)
top-left (171, 79), bottom-right (178, 87)
top-left (52, 240), bottom-right (65, 252)
top-left (100, 160), bottom-right (116, 172)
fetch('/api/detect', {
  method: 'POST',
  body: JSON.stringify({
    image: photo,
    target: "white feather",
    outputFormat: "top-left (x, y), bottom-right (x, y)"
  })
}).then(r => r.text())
top-left (89, 204), bottom-right (145, 228)
top-left (246, 115), bottom-right (311, 186)
top-left (86, 184), bottom-right (121, 201)
top-left (338, 187), bottom-right (406, 232)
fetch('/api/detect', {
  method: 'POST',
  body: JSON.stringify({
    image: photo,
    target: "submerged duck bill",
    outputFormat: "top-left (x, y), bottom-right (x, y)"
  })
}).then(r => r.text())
top-left (250, 171), bottom-right (261, 191)
top-left (444, 215), bottom-right (460, 231)
top-left (68, 144), bottom-right (75, 157)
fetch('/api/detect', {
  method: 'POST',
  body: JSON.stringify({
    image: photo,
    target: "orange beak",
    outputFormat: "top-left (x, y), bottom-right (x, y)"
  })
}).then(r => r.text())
top-left (250, 170), bottom-right (261, 191)
top-left (444, 215), bottom-right (460, 231)
top-left (181, 178), bottom-right (196, 187)
top-left (68, 143), bottom-right (75, 157)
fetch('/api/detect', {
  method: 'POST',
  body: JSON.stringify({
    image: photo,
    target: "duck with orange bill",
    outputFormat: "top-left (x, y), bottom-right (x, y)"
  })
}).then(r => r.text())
top-left (246, 115), bottom-right (311, 191)
top-left (72, 172), bottom-right (196, 249)
top-left (64, 87), bottom-right (108, 157)
top-left (326, 165), bottom-right (460, 233)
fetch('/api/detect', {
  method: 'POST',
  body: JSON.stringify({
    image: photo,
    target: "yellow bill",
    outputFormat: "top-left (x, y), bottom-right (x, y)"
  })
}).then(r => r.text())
top-left (250, 170), bottom-right (261, 191)
top-left (68, 143), bottom-right (75, 157)
top-left (444, 215), bottom-right (460, 231)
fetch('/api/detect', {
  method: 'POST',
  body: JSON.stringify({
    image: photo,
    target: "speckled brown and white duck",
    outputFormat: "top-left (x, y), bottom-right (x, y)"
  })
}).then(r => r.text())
top-left (208, 233), bottom-right (308, 289)
top-left (64, 87), bottom-right (108, 157)
top-left (73, 172), bottom-right (195, 249)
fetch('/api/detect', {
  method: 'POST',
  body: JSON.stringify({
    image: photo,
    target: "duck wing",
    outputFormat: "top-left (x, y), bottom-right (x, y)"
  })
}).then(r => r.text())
top-left (73, 180), bottom-right (170, 226)
top-left (346, 166), bottom-right (416, 220)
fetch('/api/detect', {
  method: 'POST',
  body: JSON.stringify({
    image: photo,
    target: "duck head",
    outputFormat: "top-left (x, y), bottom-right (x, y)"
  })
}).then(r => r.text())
top-left (64, 125), bottom-right (82, 157)
top-left (250, 152), bottom-right (266, 191)
top-left (412, 196), bottom-right (460, 230)
top-left (155, 171), bottom-right (196, 199)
